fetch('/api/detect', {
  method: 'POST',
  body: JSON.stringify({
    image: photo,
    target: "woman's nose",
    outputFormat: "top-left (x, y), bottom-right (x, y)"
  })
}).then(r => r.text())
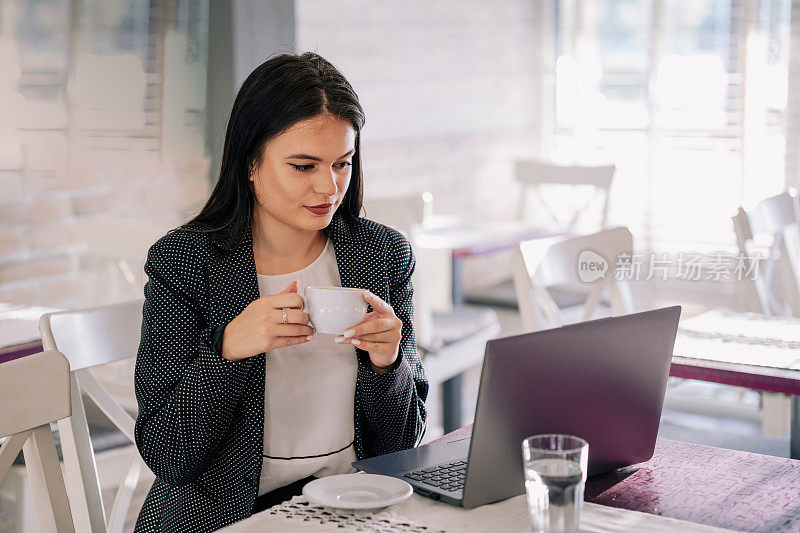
top-left (314, 168), bottom-right (338, 196)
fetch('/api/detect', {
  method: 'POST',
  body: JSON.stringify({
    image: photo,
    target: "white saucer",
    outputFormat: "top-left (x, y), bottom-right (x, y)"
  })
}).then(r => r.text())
top-left (302, 474), bottom-right (413, 510)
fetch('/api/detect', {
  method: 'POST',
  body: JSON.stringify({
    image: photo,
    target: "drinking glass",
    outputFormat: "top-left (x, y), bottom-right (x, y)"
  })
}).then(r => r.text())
top-left (521, 434), bottom-right (589, 533)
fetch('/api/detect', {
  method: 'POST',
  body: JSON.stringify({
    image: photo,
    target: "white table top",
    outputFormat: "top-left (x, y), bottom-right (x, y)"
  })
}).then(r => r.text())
top-left (220, 493), bottom-right (735, 533)
top-left (414, 217), bottom-right (562, 252)
top-left (676, 310), bottom-right (800, 370)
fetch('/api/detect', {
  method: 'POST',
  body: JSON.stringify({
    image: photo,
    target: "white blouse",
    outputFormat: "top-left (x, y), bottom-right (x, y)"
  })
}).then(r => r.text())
top-left (255, 237), bottom-right (358, 496)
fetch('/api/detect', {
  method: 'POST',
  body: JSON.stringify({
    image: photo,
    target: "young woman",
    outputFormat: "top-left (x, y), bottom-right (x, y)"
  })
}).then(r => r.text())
top-left (133, 52), bottom-right (428, 532)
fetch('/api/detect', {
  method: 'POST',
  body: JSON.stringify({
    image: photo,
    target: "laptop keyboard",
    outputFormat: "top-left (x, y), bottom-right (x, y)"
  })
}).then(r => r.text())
top-left (402, 459), bottom-right (467, 493)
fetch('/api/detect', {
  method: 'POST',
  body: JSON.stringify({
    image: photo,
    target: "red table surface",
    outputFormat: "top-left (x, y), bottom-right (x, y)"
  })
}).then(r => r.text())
top-left (671, 355), bottom-right (800, 396)
top-left (434, 425), bottom-right (800, 532)
top-left (0, 340), bottom-right (43, 364)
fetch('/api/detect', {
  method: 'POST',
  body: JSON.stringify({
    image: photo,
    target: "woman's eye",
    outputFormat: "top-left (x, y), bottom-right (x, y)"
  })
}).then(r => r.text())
top-left (289, 163), bottom-right (314, 172)
top-left (336, 161), bottom-right (353, 170)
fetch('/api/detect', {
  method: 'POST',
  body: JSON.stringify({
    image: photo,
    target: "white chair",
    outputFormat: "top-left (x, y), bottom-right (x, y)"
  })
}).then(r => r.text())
top-left (732, 192), bottom-right (800, 317)
top-left (39, 300), bottom-right (146, 533)
top-left (514, 160), bottom-right (616, 234)
top-left (732, 192), bottom-right (800, 436)
top-left (0, 350), bottom-right (75, 532)
top-left (456, 160), bottom-right (616, 309)
top-left (512, 227), bottom-right (635, 332)
top-left (362, 194), bottom-right (501, 435)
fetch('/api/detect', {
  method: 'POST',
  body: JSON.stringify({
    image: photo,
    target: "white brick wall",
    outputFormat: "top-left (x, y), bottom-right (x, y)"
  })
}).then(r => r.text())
top-left (295, 0), bottom-right (545, 218)
top-left (0, 3), bottom-right (210, 309)
top-left (0, 1), bottom-right (546, 311)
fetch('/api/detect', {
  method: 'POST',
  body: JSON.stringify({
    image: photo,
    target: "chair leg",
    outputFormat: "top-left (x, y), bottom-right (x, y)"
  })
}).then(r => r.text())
top-left (107, 450), bottom-right (143, 533)
top-left (0, 432), bottom-right (29, 483)
top-left (22, 424), bottom-right (75, 533)
top-left (58, 374), bottom-right (107, 533)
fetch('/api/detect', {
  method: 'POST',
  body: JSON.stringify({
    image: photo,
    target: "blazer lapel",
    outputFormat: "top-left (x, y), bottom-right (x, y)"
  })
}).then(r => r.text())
top-left (328, 213), bottom-right (388, 300)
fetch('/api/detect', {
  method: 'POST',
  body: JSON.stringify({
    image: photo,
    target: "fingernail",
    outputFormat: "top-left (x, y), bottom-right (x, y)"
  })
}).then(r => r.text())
top-left (351, 339), bottom-right (361, 346)
top-left (335, 336), bottom-right (345, 343)
top-left (306, 335), bottom-right (314, 341)
top-left (342, 330), bottom-right (355, 338)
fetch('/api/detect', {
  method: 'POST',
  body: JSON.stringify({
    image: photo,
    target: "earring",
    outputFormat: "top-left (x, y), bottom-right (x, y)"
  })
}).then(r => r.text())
top-left (249, 169), bottom-right (253, 180)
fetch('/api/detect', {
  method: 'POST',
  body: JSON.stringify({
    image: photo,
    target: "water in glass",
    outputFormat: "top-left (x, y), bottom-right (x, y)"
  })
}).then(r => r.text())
top-left (524, 458), bottom-right (584, 532)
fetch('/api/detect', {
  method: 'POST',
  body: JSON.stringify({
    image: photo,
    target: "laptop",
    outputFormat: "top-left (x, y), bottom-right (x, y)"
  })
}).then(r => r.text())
top-left (353, 306), bottom-right (681, 508)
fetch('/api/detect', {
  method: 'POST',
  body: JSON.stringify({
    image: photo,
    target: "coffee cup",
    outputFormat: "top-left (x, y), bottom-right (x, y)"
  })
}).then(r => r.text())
top-left (300, 286), bottom-right (368, 335)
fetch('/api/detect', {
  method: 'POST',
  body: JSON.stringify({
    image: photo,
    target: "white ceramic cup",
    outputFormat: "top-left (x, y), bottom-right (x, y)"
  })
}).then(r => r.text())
top-left (301, 286), bottom-right (369, 335)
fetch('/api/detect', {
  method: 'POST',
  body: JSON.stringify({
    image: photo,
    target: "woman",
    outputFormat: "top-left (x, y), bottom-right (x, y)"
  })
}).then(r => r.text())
top-left (133, 52), bottom-right (428, 532)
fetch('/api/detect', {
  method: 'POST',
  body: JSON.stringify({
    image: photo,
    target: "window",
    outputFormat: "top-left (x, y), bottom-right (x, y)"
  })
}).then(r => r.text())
top-left (548, 0), bottom-right (794, 253)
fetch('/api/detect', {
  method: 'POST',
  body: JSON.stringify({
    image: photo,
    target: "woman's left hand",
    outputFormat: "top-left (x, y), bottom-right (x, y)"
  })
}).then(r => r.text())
top-left (335, 291), bottom-right (402, 372)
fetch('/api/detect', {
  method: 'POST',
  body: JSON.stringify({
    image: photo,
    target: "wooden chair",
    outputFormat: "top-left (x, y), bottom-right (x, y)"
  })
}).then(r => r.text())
top-left (514, 160), bottom-right (616, 234)
top-left (512, 227), bottom-right (635, 332)
top-left (453, 160), bottom-right (616, 309)
top-left (732, 192), bottom-right (800, 317)
top-left (732, 192), bottom-right (800, 436)
top-left (39, 300), bottom-right (145, 533)
top-left (363, 194), bottom-right (501, 434)
top-left (0, 350), bottom-right (75, 532)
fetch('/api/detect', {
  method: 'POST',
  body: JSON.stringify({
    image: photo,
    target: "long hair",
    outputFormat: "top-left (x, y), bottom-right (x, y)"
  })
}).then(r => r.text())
top-left (181, 52), bottom-right (366, 256)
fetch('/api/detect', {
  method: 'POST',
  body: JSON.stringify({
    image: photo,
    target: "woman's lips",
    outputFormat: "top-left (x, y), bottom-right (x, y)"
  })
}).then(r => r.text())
top-left (304, 204), bottom-right (332, 215)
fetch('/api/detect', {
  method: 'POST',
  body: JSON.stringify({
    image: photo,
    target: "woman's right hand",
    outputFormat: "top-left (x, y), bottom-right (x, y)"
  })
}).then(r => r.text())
top-left (220, 280), bottom-right (314, 362)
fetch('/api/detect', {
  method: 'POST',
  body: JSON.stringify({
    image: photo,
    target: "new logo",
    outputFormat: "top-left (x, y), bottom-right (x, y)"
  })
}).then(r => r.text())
top-left (578, 250), bottom-right (608, 283)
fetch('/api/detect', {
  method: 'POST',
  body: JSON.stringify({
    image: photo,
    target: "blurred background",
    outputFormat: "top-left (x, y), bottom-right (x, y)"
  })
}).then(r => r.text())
top-left (1, 1), bottom-right (800, 530)
top-left (2, 0), bottom-right (795, 309)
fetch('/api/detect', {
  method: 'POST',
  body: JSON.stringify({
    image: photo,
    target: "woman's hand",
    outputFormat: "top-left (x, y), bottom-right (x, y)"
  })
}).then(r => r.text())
top-left (335, 292), bottom-right (402, 373)
top-left (221, 280), bottom-right (314, 362)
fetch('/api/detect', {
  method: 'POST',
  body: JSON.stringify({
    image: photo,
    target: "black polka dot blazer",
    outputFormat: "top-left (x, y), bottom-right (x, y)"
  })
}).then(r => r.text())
top-left (133, 212), bottom-right (429, 532)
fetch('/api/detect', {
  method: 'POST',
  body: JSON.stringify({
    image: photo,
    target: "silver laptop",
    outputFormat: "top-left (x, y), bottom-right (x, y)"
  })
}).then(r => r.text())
top-left (353, 306), bottom-right (681, 508)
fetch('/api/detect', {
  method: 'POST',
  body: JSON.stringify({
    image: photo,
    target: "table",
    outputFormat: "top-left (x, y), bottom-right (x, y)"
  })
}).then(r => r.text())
top-left (434, 425), bottom-right (800, 532)
top-left (415, 218), bottom-right (561, 308)
top-left (673, 310), bottom-right (800, 459)
top-left (671, 355), bottom-right (800, 458)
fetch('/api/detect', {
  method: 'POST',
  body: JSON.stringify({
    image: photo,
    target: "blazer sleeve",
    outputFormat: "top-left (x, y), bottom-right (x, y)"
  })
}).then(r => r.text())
top-left (134, 233), bottom-right (254, 486)
top-left (355, 230), bottom-right (429, 457)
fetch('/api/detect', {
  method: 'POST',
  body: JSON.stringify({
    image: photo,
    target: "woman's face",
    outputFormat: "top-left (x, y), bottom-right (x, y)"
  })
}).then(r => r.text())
top-left (250, 113), bottom-right (356, 233)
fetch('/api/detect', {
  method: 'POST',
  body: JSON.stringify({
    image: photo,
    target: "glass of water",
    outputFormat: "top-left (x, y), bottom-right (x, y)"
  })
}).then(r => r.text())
top-left (521, 434), bottom-right (589, 533)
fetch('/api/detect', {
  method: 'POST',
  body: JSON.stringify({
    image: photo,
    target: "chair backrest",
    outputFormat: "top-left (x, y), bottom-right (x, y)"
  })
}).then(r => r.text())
top-left (732, 192), bottom-right (800, 317)
top-left (514, 160), bottom-right (616, 233)
top-left (512, 227), bottom-right (635, 332)
top-left (362, 193), bottom-right (435, 350)
top-left (0, 350), bottom-right (75, 532)
top-left (39, 300), bottom-right (145, 533)
top-left (40, 301), bottom-right (143, 372)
